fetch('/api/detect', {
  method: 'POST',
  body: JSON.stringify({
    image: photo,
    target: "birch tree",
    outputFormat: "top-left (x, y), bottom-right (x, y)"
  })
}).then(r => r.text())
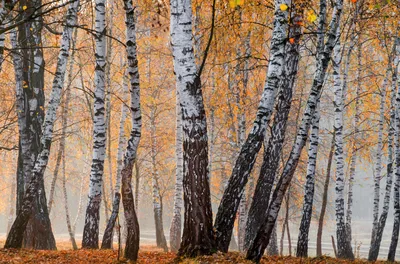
top-left (332, 25), bottom-right (354, 259)
top-left (214, 0), bottom-right (289, 252)
top-left (296, 104), bottom-right (320, 257)
top-left (368, 44), bottom-right (396, 261)
top-left (5, 0), bottom-right (80, 248)
top-left (82, 0), bottom-right (107, 249)
top-left (101, 70), bottom-right (129, 249)
top-left (170, 0), bottom-right (216, 255)
top-left (388, 39), bottom-right (400, 262)
top-left (120, 0), bottom-right (142, 260)
top-left (246, 0), bottom-right (343, 260)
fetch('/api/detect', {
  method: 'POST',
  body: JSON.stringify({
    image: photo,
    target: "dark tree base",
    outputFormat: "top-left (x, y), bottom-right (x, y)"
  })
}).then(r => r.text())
top-left (101, 193), bottom-right (121, 249)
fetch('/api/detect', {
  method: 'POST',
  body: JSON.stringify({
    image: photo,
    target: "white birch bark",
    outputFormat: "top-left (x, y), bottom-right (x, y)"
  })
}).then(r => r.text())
top-left (120, 0), bottom-right (141, 260)
top-left (369, 50), bottom-right (396, 260)
top-left (170, 0), bottom-right (214, 255)
top-left (169, 91), bottom-right (184, 252)
top-left (345, 43), bottom-right (362, 246)
top-left (388, 40), bottom-right (400, 262)
top-left (82, 0), bottom-right (107, 249)
top-left (332, 26), bottom-right (353, 259)
top-left (370, 71), bottom-right (388, 246)
top-left (5, 0), bottom-right (80, 249)
top-left (296, 101), bottom-right (320, 257)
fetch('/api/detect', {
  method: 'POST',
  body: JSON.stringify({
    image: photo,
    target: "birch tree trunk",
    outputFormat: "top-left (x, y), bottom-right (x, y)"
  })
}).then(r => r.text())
top-left (101, 71), bottom-right (129, 249)
top-left (316, 132), bottom-right (335, 257)
top-left (120, 0), bottom-right (142, 260)
top-left (296, 103), bottom-right (320, 257)
top-left (11, 26), bottom-right (25, 217)
top-left (5, 0), bottom-right (80, 249)
top-left (169, 92), bottom-right (184, 252)
top-left (238, 32), bottom-right (251, 252)
top-left (345, 43), bottom-right (362, 247)
top-left (246, 1), bottom-right (343, 261)
top-left (368, 47), bottom-right (396, 261)
top-left (388, 41), bottom-right (400, 262)
top-left (245, 12), bottom-right (299, 247)
top-left (332, 24), bottom-right (354, 260)
top-left (82, 0), bottom-right (108, 249)
top-left (369, 70), bottom-right (388, 252)
top-left (214, 0), bottom-right (289, 252)
top-left (150, 108), bottom-right (168, 251)
top-left (170, 0), bottom-right (215, 256)
top-left (13, 0), bottom-right (55, 249)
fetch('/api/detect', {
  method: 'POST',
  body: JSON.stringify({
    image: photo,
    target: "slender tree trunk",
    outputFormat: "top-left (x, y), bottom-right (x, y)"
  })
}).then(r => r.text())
top-left (316, 132), bottom-right (335, 257)
top-left (286, 194), bottom-right (291, 256)
top-left (5, 0), bottom-right (80, 249)
top-left (345, 43), bottom-right (362, 248)
top-left (388, 40), bottom-right (400, 262)
top-left (101, 70), bottom-right (129, 249)
top-left (11, 27), bottom-right (24, 217)
top-left (150, 108), bottom-right (168, 251)
top-left (246, 1), bottom-right (343, 261)
top-left (82, 0), bottom-right (108, 249)
top-left (238, 32), bottom-right (251, 253)
top-left (214, 0), bottom-right (289, 251)
top-left (297, 104), bottom-right (320, 257)
top-left (169, 92), bottom-right (184, 252)
top-left (62, 148), bottom-right (78, 250)
top-left (121, 1), bottom-right (142, 260)
top-left (369, 48), bottom-right (396, 262)
top-left (332, 24), bottom-right (354, 260)
top-left (280, 217), bottom-right (286, 256)
top-left (368, 70), bottom-right (389, 260)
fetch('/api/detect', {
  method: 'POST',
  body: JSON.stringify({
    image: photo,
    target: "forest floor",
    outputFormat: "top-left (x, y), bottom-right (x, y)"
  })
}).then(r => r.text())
top-left (0, 241), bottom-right (393, 263)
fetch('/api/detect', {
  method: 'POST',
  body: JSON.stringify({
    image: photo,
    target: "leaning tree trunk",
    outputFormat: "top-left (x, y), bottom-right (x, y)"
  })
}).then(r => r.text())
top-left (82, 0), bottom-right (107, 249)
top-left (169, 92), bottom-right (184, 252)
top-left (214, 0), bottom-right (289, 252)
top-left (388, 42), bottom-right (400, 262)
top-left (101, 71), bottom-right (129, 249)
top-left (120, 0), bottom-right (142, 260)
top-left (296, 103), bottom-right (320, 257)
top-left (246, 1), bottom-right (343, 261)
top-left (244, 14), bottom-right (298, 248)
top-left (170, 0), bottom-right (215, 256)
top-left (369, 48), bottom-right (396, 261)
top-left (316, 132), bottom-right (335, 257)
top-left (5, 0), bottom-right (80, 249)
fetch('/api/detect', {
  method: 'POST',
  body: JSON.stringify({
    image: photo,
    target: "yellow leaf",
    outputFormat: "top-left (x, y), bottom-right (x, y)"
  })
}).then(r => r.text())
top-left (280, 4), bottom-right (288, 11)
top-left (230, 0), bottom-right (244, 8)
top-left (307, 11), bottom-right (317, 23)
top-left (22, 5), bottom-right (27, 11)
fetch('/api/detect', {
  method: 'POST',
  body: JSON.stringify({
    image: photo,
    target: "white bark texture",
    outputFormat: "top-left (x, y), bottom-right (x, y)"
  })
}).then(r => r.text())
top-left (82, 0), bottom-right (107, 249)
